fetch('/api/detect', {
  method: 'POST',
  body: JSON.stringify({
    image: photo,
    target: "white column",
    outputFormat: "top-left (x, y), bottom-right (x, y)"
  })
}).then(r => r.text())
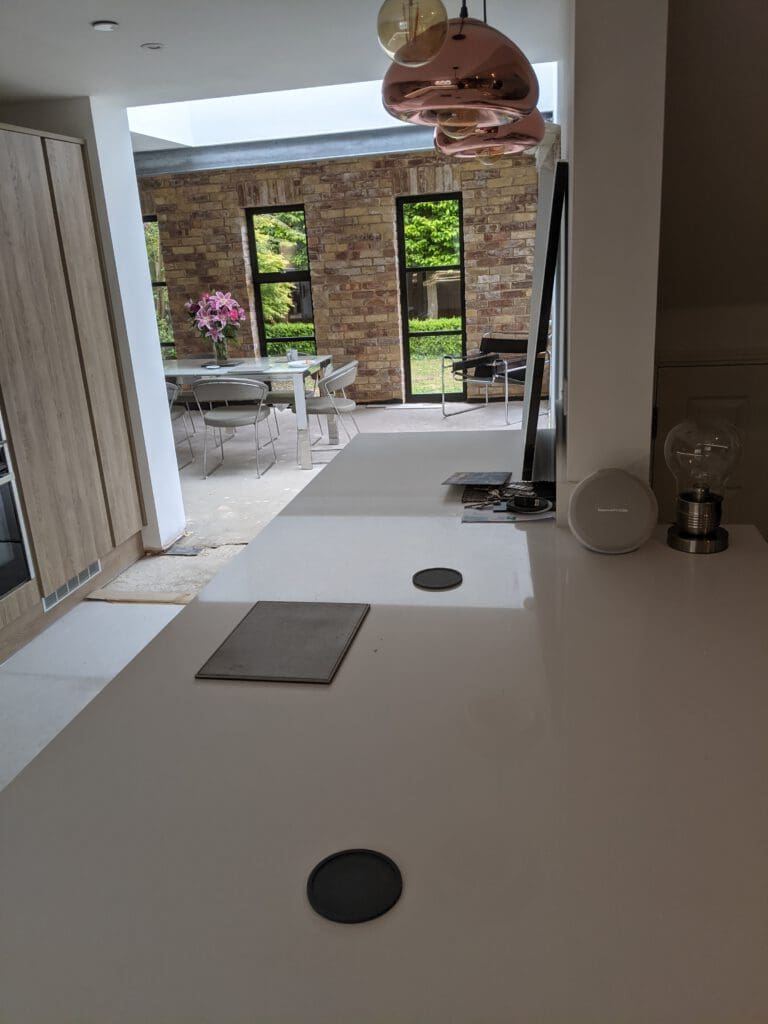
top-left (564, 0), bottom-right (668, 502)
top-left (82, 97), bottom-right (185, 550)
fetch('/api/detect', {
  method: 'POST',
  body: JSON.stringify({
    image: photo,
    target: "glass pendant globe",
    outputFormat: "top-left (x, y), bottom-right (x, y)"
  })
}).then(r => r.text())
top-left (436, 109), bottom-right (482, 140)
top-left (377, 0), bottom-right (448, 67)
top-left (477, 146), bottom-right (507, 166)
top-left (663, 418), bottom-right (741, 499)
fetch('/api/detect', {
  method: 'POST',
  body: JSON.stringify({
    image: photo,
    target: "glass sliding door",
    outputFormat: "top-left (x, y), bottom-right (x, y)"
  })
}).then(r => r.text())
top-left (396, 194), bottom-right (466, 401)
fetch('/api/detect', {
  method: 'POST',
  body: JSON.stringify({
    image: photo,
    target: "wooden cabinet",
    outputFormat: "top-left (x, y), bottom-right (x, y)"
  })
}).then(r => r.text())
top-left (44, 137), bottom-right (143, 547)
top-left (0, 125), bottom-right (143, 602)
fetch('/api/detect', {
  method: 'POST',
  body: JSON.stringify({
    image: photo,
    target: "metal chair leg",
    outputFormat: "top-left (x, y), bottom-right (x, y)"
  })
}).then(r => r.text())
top-left (254, 421), bottom-right (261, 478)
top-left (267, 417), bottom-right (278, 464)
top-left (336, 413), bottom-right (353, 442)
top-left (181, 416), bottom-right (194, 460)
top-left (202, 426), bottom-right (208, 479)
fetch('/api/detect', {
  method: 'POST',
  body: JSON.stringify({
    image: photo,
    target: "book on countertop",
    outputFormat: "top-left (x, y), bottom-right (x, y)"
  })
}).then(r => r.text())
top-left (196, 601), bottom-right (370, 685)
top-left (442, 471), bottom-right (512, 487)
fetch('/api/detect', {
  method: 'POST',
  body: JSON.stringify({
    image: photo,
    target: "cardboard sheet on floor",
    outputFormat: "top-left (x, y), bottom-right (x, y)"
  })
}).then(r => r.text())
top-left (195, 601), bottom-right (370, 684)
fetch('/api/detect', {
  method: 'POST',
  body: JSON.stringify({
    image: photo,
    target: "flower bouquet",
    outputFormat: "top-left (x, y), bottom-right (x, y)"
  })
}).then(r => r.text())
top-left (185, 291), bottom-right (247, 364)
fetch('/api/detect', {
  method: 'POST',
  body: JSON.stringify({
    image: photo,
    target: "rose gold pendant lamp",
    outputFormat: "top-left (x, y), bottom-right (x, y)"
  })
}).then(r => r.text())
top-left (434, 107), bottom-right (545, 158)
top-left (379, 0), bottom-right (542, 161)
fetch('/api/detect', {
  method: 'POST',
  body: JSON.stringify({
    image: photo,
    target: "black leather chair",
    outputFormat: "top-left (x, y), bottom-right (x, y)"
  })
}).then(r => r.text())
top-left (441, 335), bottom-right (528, 423)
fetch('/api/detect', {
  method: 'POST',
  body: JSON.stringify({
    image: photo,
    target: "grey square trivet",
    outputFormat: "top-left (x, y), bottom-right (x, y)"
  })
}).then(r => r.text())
top-left (195, 601), bottom-right (370, 684)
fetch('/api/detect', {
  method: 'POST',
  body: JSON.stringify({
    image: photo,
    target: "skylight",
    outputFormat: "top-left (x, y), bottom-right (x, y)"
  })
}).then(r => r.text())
top-left (128, 64), bottom-right (558, 150)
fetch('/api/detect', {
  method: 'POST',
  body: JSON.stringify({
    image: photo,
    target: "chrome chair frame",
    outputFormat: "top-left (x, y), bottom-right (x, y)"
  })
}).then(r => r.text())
top-left (166, 380), bottom-right (194, 467)
top-left (306, 361), bottom-right (361, 445)
top-left (441, 338), bottom-right (528, 425)
top-left (192, 378), bottom-right (277, 479)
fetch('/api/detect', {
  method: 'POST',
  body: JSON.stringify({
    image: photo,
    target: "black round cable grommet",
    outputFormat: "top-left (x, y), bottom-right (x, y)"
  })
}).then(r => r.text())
top-left (412, 567), bottom-right (463, 591)
top-left (307, 849), bottom-right (403, 924)
top-left (506, 496), bottom-right (553, 515)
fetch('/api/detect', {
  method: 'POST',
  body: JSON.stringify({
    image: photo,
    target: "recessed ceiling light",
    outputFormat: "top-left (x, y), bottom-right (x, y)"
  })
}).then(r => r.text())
top-left (90, 19), bottom-right (119, 31)
top-left (140, 42), bottom-right (164, 50)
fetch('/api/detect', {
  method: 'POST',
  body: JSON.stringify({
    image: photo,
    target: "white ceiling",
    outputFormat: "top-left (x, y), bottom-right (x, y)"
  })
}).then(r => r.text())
top-left (0, 0), bottom-right (570, 107)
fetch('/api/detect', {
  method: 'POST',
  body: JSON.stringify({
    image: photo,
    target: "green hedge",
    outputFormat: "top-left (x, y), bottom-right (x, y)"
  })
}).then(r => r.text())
top-left (264, 321), bottom-right (315, 339)
top-left (266, 339), bottom-right (317, 356)
top-left (408, 316), bottom-right (462, 334)
top-left (408, 318), bottom-right (463, 357)
top-left (261, 317), bottom-right (463, 357)
top-left (408, 333), bottom-right (463, 357)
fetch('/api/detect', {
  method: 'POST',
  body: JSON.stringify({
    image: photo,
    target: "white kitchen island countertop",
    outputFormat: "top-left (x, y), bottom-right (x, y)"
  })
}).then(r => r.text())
top-left (2, 430), bottom-right (768, 1024)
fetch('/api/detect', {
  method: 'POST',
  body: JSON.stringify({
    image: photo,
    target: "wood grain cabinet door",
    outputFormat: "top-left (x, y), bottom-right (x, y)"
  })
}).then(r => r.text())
top-left (0, 128), bottom-right (112, 596)
top-left (44, 138), bottom-right (144, 546)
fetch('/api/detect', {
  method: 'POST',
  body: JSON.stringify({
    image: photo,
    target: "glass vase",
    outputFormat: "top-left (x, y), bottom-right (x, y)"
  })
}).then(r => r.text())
top-left (213, 337), bottom-right (229, 365)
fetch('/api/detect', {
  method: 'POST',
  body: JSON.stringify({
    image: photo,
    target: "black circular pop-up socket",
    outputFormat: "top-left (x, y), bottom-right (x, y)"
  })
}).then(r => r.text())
top-left (307, 849), bottom-right (403, 924)
top-left (412, 567), bottom-right (463, 591)
top-left (506, 495), bottom-right (553, 515)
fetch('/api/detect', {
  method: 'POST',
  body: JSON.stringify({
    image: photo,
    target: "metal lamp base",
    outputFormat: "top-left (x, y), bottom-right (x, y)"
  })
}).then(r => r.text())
top-left (667, 524), bottom-right (729, 554)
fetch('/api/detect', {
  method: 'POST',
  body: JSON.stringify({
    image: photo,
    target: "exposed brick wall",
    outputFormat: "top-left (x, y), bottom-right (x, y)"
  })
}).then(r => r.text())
top-left (139, 149), bottom-right (539, 402)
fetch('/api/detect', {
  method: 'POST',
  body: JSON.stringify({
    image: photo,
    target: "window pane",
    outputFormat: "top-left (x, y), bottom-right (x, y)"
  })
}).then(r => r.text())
top-left (260, 281), bottom-right (314, 337)
top-left (409, 333), bottom-right (463, 395)
top-left (265, 338), bottom-right (317, 356)
top-left (144, 219), bottom-right (165, 283)
top-left (252, 210), bottom-right (309, 273)
top-left (405, 269), bottom-right (463, 322)
top-left (153, 285), bottom-right (175, 356)
top-left (403, 198), bottom-right (461, 268)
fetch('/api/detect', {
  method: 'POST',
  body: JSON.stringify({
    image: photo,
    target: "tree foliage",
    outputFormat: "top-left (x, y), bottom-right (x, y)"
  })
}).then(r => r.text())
top-left (403, 199), bottom-right (461, 267)
top-left (253, 241), bottom-right (294, 324)
top-left (144, 219), bottom-right (163, 281)
top-left (252, 211), bottom-right (310, 324)
top-left (144, 220), bottom-right (176, 355)
top-left (252, 211), bottom-right (308, 270)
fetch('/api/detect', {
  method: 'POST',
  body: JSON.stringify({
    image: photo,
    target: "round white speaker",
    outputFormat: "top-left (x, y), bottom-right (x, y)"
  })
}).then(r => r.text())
top-left (568, 468), bottom-right (658, 554)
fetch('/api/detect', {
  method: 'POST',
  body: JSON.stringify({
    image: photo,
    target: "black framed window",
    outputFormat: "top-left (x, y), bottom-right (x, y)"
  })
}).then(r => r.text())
top-left (143, 216), bottom-right (175, 358)
top-left (246, 206), bottom-right (316, 356)
top-left (396, 194), bottom-right (466, 401)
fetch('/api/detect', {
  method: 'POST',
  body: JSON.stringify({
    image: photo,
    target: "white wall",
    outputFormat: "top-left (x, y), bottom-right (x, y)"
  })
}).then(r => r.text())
top-left (564, 0), bottom-right (668, 497)
top-left (0, 97), bottom-right (185, 551)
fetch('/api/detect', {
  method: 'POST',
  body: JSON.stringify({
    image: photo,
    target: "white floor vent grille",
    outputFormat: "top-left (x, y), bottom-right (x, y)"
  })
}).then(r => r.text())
top-left (42, 560), bottom-right (102, 612)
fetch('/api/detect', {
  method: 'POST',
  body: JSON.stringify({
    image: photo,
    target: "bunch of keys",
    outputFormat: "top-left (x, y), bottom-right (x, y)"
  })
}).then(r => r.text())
top-left (464, 481), bottom-right (539, 511)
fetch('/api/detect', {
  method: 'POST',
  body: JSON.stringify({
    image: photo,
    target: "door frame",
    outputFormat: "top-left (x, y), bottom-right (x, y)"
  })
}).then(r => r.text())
top-left (395, 192), bottom-right (468, 403)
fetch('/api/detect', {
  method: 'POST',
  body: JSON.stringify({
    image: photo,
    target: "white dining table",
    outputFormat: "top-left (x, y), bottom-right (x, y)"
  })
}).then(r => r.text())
top-left (163, 354), bottom-right (335, 469)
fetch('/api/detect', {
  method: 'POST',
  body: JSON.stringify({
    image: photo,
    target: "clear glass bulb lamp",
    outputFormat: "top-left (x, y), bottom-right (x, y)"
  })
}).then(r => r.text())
top-left (377, 0), bottom-right (448, 67)
top-left (664, 418), bottom-right (742, 553)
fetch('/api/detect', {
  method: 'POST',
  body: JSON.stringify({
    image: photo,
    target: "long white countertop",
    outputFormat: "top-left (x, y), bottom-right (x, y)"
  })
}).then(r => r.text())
top-left (2, 431), bottom-right (768, 1023)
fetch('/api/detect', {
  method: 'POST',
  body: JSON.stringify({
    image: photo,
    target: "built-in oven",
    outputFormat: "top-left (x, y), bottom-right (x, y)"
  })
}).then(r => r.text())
top-left (0, 410), bottom-right (33, 599)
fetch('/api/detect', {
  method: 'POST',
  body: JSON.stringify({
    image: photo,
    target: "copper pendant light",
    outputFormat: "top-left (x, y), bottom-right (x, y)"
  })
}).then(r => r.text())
top-left (381, 14), bottom-right (539, 131)
top-left (434, 107), bottom-right (546, 159)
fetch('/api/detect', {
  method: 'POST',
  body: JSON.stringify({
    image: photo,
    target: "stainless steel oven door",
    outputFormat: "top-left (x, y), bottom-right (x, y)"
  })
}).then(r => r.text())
top-left (0, 476), bottom-right (32, 598)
